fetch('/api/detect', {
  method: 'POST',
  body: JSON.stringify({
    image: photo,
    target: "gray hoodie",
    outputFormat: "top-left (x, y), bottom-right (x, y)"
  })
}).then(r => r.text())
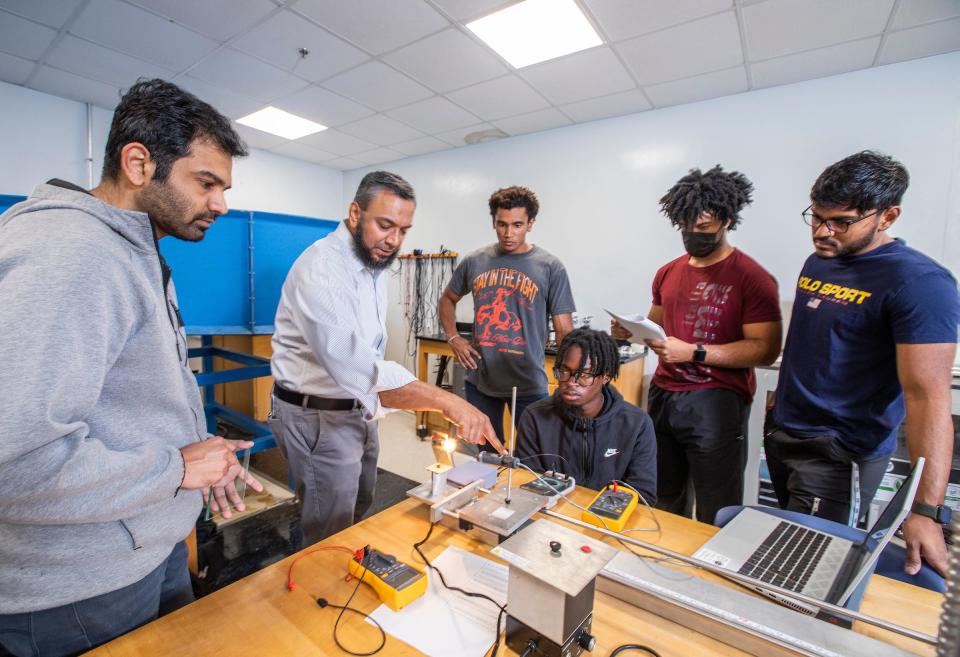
top-left (0, 182), bottom-right (206, 614)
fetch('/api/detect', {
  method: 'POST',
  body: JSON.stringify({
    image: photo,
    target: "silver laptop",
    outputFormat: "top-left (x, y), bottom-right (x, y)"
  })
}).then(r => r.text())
top-left (693, 458), bottom-right (924, 614)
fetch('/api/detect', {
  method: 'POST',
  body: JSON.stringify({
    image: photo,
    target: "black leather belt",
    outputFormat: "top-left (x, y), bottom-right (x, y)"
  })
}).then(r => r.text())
top-left (273, 384), bottom-right (360, 411)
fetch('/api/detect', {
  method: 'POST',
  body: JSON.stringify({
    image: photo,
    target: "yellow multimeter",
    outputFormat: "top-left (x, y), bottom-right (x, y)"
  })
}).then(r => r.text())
top-left (581, 484), bottom-right (639, 532)
top-left (347, 547), bottom-right (427, 611)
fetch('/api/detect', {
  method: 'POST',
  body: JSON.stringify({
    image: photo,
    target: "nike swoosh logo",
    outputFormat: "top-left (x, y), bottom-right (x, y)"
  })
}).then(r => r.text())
top-left (604, 448), bottom-right (619, 458)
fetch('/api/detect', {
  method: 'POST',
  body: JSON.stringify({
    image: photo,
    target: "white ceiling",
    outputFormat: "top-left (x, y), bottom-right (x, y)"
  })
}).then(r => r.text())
top-left (1, 0), bottom-right (958, 171)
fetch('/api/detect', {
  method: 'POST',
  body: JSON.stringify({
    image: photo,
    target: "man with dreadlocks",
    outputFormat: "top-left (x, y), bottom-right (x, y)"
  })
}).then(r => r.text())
top-left (516, 328), bottom-right (657, 499)
top-left (612, 166), bottom-right (781, 525)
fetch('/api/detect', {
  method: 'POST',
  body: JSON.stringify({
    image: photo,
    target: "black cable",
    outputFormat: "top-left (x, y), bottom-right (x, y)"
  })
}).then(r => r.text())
top-left (317, 567), bottom-right (386, 656)
top-left (609, 644), bottom-right (662, 657)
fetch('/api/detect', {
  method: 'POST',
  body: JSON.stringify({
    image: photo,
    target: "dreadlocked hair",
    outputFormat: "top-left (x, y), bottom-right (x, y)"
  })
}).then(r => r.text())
top-left (556, 328), bottom-right (621, 381)
top-left (658, 165), bottom-right (754, 230)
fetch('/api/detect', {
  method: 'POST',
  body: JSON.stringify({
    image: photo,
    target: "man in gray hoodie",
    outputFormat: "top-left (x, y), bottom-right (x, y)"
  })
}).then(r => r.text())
top-left (0, 79), bottom-right (259, 657)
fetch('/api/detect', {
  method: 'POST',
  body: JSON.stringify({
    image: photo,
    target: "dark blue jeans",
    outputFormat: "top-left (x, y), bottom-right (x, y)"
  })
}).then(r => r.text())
top-left (465, 381), bottom-right (547, 453)
top-left (0, 541), bottom-right (193, 657)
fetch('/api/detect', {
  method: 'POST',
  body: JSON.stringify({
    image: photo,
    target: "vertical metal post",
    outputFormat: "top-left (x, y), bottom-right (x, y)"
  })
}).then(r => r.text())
top-left (506, 385), bottom-right (517, 503)
top-left (201, 335), bottom-right (216, 432)
top-left (247, 211), bottom-right (256, 333)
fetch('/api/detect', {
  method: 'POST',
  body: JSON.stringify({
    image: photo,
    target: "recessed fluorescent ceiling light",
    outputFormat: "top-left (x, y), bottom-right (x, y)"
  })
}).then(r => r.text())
top-left (467, 0), bottom-right (602, 69)
top-left (236, 106), bottom-right (327, 140)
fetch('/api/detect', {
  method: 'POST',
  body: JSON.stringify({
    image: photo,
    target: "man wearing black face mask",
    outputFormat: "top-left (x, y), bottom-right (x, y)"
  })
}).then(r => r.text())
top-left (612, 166), bottom-right (782, 525)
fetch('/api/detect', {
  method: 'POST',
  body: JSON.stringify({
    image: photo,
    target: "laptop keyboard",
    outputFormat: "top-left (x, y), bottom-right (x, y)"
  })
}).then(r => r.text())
top-left (737, 522), bottom-right (833, 592)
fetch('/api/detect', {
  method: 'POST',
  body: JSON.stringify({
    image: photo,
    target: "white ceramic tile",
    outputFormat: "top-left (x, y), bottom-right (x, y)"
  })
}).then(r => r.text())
top-left (273, 85), bottom-right (373, 128)
top-left (582, 0), bottom-right (733, 41)
top-left (338, 114), bottom-right (424, 146)
top-left (446, 75), bottom-right (550, 121)
top-left (560, 89), bottom-right (652, 123)
top-left (0, 10), bottom-right (57, 60)
top-left (891, 0), bottom-right (960, 29)
top-left (175, 75), bottom-right (265, 119)
top-left (387, 96), bottom-right (480, 133)
top-left (232, 123), bottom-right (288, 150)
top-left (878, 17), bottom-right (960, 64)
top-left (130, 0), bottom-right (276, 41)
top-left (326, 156), bottom-right (366, 170)
top-left (616, 11), bottom-right (743, 85)
top-left (644, 65), bottom-right (748, 108)
top-left (391, 136), bottom-right (452, 156)
top-left (300, 128), bottom-right (377, 156)
top-left (353, 147), bottom-right (404, 165)
top-left (233, 9), bottom-right (369, 82)
top-left (322, 61), bottom-right (433, 111)
top-left (294, 0), bottom-right (449, 54)
top-left (492, 107), bottom-right (572, 136)
top-left (742, 0), bottom-right (895, 60)
top-left (45, 36), bottom-right (174, 88)
top-left (29, 65), bottom-right (121, 109)
top-left (522, 46), bottom-right (635, 105)
top-left (0, 50), bottom-right (35, 85)
top-left (434, 122), bottom-right (498, 146)
top-left (270, 141), bottom-right (338, 164)
top-left (429, 0), bottom-right (514, 22)
top-left (189, 47), bottom-right (309, 101)
top-left (70, 0), bottom-right (219, 71)
top-left (751, 38), bottom-right (880, 89)
top-left (383, 28), bottom-right (506, 93)
top-left (0, 0), bottom-right (85, 28)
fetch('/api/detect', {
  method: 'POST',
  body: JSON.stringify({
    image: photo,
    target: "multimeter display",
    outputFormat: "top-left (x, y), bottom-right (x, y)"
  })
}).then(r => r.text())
top-left (589, 490), bottom-right (634, 519)
top-left (581, 484), bottom-right (638, 532)
top-left (348, 547), bottom-right (428, 611)
top-left (362, 552), bottom-right (423, 591)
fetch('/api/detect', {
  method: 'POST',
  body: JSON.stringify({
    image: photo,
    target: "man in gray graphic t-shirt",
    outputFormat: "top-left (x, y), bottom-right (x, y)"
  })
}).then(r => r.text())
top-left (440, 186), bottom-right (575, 451)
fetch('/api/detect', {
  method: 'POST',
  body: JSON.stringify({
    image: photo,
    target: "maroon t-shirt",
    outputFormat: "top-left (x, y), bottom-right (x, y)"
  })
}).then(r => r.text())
top-left (650, 249), bottom-right (780, 401)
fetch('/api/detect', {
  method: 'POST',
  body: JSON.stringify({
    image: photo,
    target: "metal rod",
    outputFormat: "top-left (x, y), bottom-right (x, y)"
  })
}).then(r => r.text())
top-left (506, 386), bottom-right (517, 504)
top-left (542, 508), bottom-right (936, 646)
top-left (247, 212), bottom-right (256, 333)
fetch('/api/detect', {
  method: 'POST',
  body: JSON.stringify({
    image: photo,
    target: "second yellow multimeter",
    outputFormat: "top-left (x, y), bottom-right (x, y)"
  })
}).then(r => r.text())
top-left (347, 547), bottom-right (427, 611)
top-left (581, 484), bottom-right (639, 532)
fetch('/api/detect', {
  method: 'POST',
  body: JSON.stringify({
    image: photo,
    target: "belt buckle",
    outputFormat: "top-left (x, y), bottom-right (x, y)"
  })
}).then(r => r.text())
top-left (301, 393), bottom-right (310, 410)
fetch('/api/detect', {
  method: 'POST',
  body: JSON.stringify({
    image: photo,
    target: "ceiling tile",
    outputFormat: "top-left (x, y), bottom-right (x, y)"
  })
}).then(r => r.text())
top-left (522, 46), bottom-right (635, 105)
top-left (0, 50), bottom-right (35, 85)
top-left (294, 0), bottom-right (449, 54)
top-left (338, 114), bottom-right (424, 145)
top-left (273, 85), bottom-right (373, 128)
top-left (353, 147), bottom-right (404, 165)
top-left (492, 107), bottom-right (572, 136)
top-left (175, 75), bottom-right (265, 119)
top-left (299, 128), bottom-right (377, 156)
top-left (429, 0), bottom-right (514, 22)
top-left (582, 0), bottom-right (733, 41)
top-left (878, 17), bottom-right (960, 64)
top-left (189, 48), bottom-right (309, 101)
top-left (233, 10), bottom-right (369, 82)
top-left (327, 156), bottom-right (366, 170)
top-left (560, 88), bottom-right (652, 123)
top-left (644, 65), bottom-right (747, 108)
top-left (891, 0), bottom-right (960, 29)
top-left (751, 37), bottom-right (880, 89)
top-left (269, 141), bottom-right (338, 164)
top-left (130, 0), bottom-right (277, 41)
top-left (392, 136), bottom-right (452, 156)
top-left (383, 28), bottom-right (506, 93)
top-left (742, 0), bottom-right (895, 61)
top-left (321, 61), bottom-right (433, 111)
top-left (70, 0), bottom-right (219, 71)
top-left (45, 36), bottom-right (174, 89)
top-left (616, 11), bottom-right (742, 85)
top-left (434, 122), bottom-right (498, 146)
top-left (386, 96), bottom-right (480, 132)
top-left (29, 65), bottom-right (121, 109)
top-left (0, 0), bottom-right (84, 28)
top-left (0, 10), bottom-right (57, 60)
top-left (446, 75), bottom-right (549, 120)
top-left (233, 123), bottom-right (288, 150)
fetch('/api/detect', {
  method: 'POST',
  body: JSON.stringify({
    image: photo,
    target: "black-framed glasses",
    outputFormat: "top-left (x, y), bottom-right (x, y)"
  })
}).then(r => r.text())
top-left (801, 205), bottom-right (879, 234)
top-left (553, 366), bottom-right (596, 386)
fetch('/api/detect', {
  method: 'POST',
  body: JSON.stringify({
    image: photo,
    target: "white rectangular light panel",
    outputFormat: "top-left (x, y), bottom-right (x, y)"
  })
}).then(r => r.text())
top-left (235, 106), bottom-right (327, 140)
top-left (467, 0), bottom-right (603, 68)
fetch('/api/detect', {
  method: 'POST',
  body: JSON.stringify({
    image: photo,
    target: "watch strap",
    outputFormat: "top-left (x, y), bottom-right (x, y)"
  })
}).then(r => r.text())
top-left (912, 501), bottom-right (952, 524)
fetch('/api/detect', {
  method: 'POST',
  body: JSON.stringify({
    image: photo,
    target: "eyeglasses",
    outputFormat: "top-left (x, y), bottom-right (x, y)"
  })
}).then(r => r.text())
top-left (553, 367), bottom-right (597, 386)
top-left (801, 205), bottom-right (879, 234)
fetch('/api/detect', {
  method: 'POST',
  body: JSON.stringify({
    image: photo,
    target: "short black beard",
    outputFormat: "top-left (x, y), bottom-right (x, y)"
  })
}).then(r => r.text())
top-left (140, 178), bottom-right (214, 242)
top-left (815, 225), bottom-right (878, 258)
top-left (351, 221), bottom-right (397, 270)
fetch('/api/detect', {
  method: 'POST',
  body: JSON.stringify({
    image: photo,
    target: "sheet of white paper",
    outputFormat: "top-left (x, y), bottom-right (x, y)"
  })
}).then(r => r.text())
top-left (605, 308), bottom-right (667, 343)
top-left (368, 546), bottom-right (508, 657)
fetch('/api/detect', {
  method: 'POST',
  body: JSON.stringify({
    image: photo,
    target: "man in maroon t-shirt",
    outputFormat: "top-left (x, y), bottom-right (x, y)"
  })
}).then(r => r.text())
top-left (613, 166), bottom-right (782, 525)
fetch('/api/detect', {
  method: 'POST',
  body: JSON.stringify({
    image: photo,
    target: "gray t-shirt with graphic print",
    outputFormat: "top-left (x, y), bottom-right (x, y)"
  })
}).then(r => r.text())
top-left (447, 244), bottom-right (575, 396)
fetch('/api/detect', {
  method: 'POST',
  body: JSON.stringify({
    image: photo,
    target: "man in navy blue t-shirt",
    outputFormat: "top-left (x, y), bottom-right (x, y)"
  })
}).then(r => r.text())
top-left (769, 150), bottom-right (959, 577)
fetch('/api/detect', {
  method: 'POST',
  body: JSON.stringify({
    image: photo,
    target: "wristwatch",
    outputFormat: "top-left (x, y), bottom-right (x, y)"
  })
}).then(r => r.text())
top-left (911, 501), bottom-right (952, 524)
top-left (693, 343), bottom-right (707, 363)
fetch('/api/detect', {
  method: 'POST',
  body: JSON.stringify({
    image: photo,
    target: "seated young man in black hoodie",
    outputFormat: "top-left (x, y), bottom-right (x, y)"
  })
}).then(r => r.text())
top-left (516, 328), bottom-right (657, 502)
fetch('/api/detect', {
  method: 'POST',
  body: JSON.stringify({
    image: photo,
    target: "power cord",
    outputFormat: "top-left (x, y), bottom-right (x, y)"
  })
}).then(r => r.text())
top-left (609, 644), bottom-right (662, 657)
top-left (316, 564), bottom-right (387, 656)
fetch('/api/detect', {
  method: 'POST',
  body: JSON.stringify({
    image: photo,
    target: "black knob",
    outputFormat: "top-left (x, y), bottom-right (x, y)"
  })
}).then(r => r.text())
top-left (578, 632), bottom-right (596, 651)
top-left (549, 540), bottom-right (562, 554)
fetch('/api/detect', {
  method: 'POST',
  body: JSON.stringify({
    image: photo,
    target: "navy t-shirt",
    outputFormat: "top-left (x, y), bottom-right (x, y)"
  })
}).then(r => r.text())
top-left (773, 239), bottom-right (959, 456)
